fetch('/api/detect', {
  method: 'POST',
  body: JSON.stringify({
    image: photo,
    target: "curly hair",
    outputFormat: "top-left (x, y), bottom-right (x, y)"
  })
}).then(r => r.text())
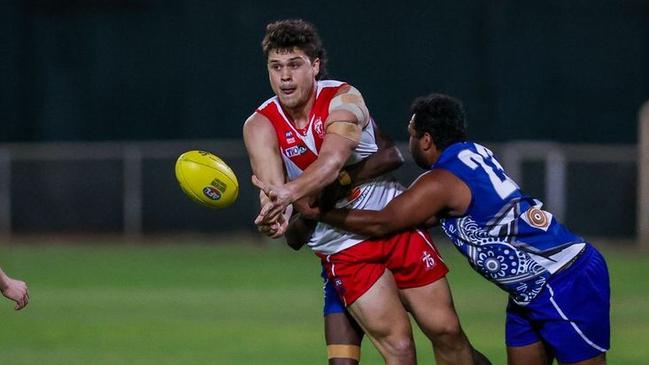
top-left (261, 19), bottom-right (328, 80)
top-left (410, 93), bottom-right (467, 151)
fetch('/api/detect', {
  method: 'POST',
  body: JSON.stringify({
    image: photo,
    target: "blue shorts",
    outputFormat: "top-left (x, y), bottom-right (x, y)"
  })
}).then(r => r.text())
top-left (322, 264), bottom-right (346, 316)
top-left (506, 244), bottom-right (610, 363)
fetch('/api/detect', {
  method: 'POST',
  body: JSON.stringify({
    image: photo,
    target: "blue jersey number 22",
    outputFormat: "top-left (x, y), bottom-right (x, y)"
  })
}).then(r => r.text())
top-left (458, 144), bottom-right (518, 200)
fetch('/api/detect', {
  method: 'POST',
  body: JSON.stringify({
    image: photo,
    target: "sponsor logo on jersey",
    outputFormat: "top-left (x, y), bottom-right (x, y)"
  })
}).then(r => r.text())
top-left (202, 186), bottom-right (222, 200)
top-left (284, 131), bottom-right (296, 144)
top-left (284, 145), bottom-right (308, 158)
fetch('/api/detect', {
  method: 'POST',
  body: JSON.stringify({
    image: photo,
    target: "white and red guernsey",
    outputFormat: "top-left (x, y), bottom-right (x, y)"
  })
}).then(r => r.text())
top-left (256, 80), bottom-right (404, 255)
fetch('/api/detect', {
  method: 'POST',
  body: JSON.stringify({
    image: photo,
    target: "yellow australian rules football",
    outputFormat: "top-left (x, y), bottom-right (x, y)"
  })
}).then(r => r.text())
top-left (175, 150), bottom-right (239, 209)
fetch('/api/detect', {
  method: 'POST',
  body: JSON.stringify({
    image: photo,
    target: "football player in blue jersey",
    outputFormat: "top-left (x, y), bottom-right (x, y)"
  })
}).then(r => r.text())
top-left (290, 93), bottom-right (610, 365)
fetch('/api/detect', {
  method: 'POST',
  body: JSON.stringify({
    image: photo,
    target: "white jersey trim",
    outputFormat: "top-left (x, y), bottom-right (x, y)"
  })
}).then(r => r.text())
top-left (529, 243), bottom-right (586, 274)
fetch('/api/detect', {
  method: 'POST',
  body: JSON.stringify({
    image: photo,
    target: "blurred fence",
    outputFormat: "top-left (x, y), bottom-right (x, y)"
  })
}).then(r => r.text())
top-left (0, 140), bottom-right (638, 240)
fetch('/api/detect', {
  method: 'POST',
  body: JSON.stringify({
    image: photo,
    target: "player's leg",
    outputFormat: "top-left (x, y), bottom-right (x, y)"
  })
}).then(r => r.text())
top-left (320, 242), bottom-right (418, 364)
top-left (509, 343), bottom-right (607, 365)
top-left (558, 353), bottom-right (606, 365)
top-left (507, 342), bottom-right (553, 365)
top-left (505, 291), bottom-right (554, 365)
top-left (399, 278), bottom-right (475, 365)
top-left (387, 229), bottom-right (485, 365)
top-left (325, 312), bottom-right (363, 365)
top-left (346, 269), bottom-right (417, 365)
top-left (322, 265), bottom-right (363, 364)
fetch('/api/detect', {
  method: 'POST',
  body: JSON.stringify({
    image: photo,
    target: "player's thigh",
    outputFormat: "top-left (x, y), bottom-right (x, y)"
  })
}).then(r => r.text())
top-left (558, 353), bottom-right (606, 365)
top-left (325, 311), bottom-right (363, 346)
top-left (325, 313), bottom-right (363, 365)
top-left (347, 269), bottom-right (412, 340)
top-left (399, 277), bottom-right (461, 337)
top-left (507, 341), bottom-right (553, 365)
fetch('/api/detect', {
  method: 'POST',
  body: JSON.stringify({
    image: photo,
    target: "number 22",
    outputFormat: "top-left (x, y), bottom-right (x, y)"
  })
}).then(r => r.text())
top-left (458, 145), bottom-right (518, 199)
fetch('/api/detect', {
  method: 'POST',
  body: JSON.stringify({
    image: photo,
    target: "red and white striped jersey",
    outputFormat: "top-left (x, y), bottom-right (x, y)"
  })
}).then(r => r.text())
top-left (255, 80), bottom-right (404, 254)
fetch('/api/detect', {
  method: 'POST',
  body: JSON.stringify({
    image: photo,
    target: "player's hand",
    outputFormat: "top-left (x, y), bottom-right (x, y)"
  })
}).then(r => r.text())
top-left (252, 175), bottom-right (293, 225)
top-left (293, 197), bottom-right (322, 220)
top-left (1, 277), bottom-right (29, 310)
top-left (256, 205), bottom-right (292, 239)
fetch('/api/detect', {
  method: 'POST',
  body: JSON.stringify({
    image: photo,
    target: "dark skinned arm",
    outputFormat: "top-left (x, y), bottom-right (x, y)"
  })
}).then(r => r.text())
top-left (345, 120), bottom-right (403, 185)
top-left (316, 169), bottom-right (472, 237)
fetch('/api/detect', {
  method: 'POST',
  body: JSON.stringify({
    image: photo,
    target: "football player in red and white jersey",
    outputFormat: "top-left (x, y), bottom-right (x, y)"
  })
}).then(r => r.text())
top-left (245, 19), bottom-right (488, 365)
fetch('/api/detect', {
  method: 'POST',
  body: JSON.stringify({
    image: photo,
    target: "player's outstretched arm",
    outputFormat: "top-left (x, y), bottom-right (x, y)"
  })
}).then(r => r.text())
top-left (243, 113), bottom-right (292, 238)
top-left (317, 169), bottom-right (470, 237)
top-left (0, 267), bottom-right (29, 310)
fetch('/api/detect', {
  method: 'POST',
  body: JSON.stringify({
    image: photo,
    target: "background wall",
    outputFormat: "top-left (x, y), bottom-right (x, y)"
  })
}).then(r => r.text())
top-left (1, 0), bottom-right (648, 143)
top-left (0, 0), bottom-right (647, 238)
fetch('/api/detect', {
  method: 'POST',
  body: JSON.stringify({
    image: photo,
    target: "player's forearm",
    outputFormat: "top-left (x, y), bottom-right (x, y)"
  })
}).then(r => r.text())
top-left (0, 268), bottom-right (9, 290)
top-left (347, 145), bottom-right (404, 184)
top-left (284, 214), bottom-right (316, 250)
top-left (320, 209), bottom-right (396, 237)
top-left (284, 157), bottom-right (345, 202)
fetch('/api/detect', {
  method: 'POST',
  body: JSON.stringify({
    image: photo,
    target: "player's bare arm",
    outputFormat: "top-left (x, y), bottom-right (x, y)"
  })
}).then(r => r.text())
top-left (243, 112), bottom-right (293, 238)
top-left (345, 120), bottom-right (403, 184)
top-left (255, 85), bottom-right (370, 222)
top-left (313, 169), bottom-right (471, 237)
top-left (0, 267), bottom-right (29, 310)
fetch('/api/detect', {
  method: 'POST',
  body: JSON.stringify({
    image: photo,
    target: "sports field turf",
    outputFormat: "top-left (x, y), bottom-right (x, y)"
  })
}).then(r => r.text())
top-left (0, 239), bottom-right (647, 364)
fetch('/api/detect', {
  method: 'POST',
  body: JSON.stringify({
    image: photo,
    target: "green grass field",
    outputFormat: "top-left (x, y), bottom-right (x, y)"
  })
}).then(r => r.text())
top-left (0, 240), bottom-right (647, 364)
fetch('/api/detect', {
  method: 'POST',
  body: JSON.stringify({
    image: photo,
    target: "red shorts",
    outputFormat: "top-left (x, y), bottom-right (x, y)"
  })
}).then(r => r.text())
top-left (317, 229), bottom-right (448, 306)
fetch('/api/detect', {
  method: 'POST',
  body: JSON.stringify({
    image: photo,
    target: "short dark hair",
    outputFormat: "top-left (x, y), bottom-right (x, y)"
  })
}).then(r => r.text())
top-left (410, 93), bottom-right (467, 151)
top-left (261, 19), bottom-right (328, 80)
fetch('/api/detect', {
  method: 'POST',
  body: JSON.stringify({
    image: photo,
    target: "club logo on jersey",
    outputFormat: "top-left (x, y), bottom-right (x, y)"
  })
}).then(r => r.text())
top-left (284, 131), bottom-right (296, 144)
top-left (202, 186), bottom-right (222, 200)
top-left (314, 118), bottom-right (324, 136)
top-left (422, 251), bottom-right (436, 269)
top-left (523, 207), bottom-right (552, 231)
top-left (284, 145), bottom-right (308, 158)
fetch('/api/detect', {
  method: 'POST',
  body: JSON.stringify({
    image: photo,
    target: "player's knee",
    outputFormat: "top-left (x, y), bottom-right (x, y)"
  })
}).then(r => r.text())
top-left (382, 335), bottom-right (416, 358)
top-left (427, 318), bottom-right (466, 349)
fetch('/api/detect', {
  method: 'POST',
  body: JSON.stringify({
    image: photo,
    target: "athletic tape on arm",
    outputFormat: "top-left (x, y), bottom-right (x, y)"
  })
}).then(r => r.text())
top-left (326, 87), bottom-right (368, 143)
top-left (328, 86), bottom-right (369, 126)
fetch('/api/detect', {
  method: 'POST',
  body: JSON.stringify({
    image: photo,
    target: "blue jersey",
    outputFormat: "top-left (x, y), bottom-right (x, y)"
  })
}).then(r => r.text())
top-left (435, 142), bottom-right (585, 304)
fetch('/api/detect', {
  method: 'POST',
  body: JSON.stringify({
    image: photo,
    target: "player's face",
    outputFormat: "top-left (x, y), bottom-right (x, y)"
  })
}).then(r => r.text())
top-left (267, 48), bottom-right (320, 110)
top-left (408, 116), bottom-right (431, 170)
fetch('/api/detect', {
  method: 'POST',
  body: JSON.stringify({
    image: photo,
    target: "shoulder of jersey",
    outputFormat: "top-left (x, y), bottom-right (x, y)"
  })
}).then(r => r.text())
top-left (257, 96), bottom-right (279, 111)
top-left (318, 79), bottom-right (346, 88)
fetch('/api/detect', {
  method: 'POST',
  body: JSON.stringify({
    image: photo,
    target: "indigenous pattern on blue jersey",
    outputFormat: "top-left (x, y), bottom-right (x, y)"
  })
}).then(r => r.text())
top-left (435, 142), bottom-right (584, 304)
